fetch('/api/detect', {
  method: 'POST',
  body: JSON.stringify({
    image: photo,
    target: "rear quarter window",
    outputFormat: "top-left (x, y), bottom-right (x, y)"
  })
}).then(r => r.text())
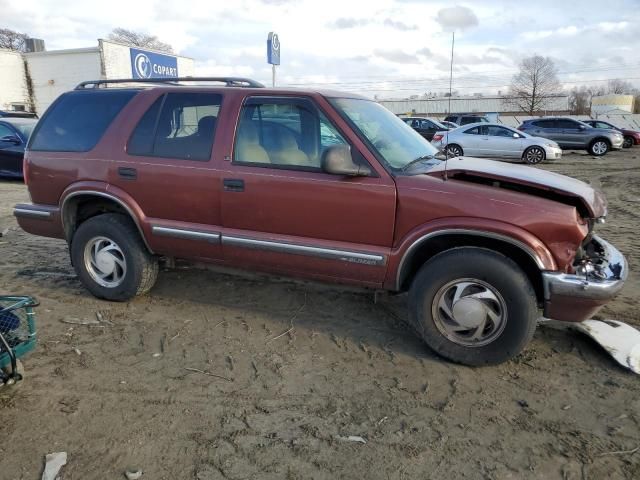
top-left (29, 90), bottom-right (137, 152)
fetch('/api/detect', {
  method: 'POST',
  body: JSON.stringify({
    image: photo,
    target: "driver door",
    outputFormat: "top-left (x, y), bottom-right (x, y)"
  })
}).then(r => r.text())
top-left (219, 96), bottom-right (396, 286)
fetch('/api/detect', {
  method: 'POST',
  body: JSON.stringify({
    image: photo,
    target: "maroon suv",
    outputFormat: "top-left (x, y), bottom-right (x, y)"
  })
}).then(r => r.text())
top-left (14, 77), bottom-right (627, 366)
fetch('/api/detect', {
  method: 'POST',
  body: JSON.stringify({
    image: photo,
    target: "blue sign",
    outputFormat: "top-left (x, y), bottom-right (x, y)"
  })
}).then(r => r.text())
top-left (267, 32), bottom-right (280, 65)
top-left (130, 48), bottom-right (178, 79)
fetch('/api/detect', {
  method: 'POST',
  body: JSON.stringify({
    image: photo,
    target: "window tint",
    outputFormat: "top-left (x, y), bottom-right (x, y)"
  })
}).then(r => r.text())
top-left (532, 119), bottom-right (555, 128)
top-left (463, 126), bottom-right (480, 135)
top-left (556, 119), bottom-right (580, 129)
top-left (487, 125), bottom-right (514, 137)
top-left (595, 122), bottom-right (612, 129)
top-left (128, 92), bottom-right (221, 161)
top-left (462, 117), bottom-right (482, 124)
top-left (234, 98), bottom-right (350, 170)
top-left (30, 90), bottom-right (136, 152)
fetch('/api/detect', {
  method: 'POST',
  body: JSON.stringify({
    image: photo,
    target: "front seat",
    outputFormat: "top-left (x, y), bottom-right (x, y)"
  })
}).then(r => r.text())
top-left (235, 122), bottom-right (270, 164)
top-left (269, 129), bottom-right (312, 167)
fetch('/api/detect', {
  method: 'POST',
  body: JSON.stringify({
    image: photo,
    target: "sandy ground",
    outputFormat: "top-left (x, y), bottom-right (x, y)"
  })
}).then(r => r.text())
top-left (0, 150), bottom-right (639, 480)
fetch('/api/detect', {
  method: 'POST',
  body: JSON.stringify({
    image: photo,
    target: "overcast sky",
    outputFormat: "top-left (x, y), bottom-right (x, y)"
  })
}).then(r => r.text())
top-left (3, 0), bottom-right (639, 98)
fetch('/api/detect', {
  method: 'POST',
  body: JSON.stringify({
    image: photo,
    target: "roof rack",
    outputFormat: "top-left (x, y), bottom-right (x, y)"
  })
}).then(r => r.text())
top-left (75, 77), bottom-right (265, 90)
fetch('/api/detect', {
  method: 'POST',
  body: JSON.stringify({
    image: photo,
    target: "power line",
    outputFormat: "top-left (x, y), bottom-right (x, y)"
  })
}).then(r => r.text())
top-left (282, 63), bottom-right (640, 89)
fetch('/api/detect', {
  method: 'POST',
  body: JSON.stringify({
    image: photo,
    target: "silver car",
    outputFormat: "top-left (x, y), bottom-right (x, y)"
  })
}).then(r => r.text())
top-left (431, 122), bottom-right (562, 164)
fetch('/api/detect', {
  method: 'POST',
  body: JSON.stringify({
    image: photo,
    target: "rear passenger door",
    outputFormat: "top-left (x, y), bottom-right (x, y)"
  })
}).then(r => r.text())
top-left (556, 119), bottom-right (586, 147)
top-left (529, 119), bottom-right (562, 144)
top-left (219, 96), bottom-right (396, 286)
top-left (111, 91), bottom-right (224, 261)
top-left (458, 126), bottom-right (484, 155)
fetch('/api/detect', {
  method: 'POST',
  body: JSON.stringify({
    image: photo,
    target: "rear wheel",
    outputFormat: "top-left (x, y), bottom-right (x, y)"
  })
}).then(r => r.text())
top-left (589, 139), bottom-right (610, 156)
top-left (445, 144), bottom-right (464, 157)
top-left (523, 146), bottom-right (545, 164)
top-left (408, 247), bottom-right (538, 366)
top-left (623, 136), bottom-right (633, 149)
top-left (71, 213), bottom-right (158, 301)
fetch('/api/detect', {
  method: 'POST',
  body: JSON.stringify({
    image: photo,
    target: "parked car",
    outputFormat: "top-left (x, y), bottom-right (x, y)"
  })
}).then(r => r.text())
top-left (518, 117), bottom-right (623, 156)
top-left (14, 77), bottom-right (627, 366)
top-left (582, 119), bottom-right (640, 149)
top-left (402, 117), bottom-right (450, 141)
top-left (440, 120), bottom-right (459, 129)
top-left (430, 122), bottom-right (562, 164)
top-left (444, 114), bottom-right (489, 126)
top-left (0, 110), bottom-right (38, 119)
top-left (0, 117), bottom-right (37, 178)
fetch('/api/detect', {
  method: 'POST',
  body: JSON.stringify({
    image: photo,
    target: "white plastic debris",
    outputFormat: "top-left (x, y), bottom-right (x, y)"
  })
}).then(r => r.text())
top-left (336, 435), bottom-right (367, 444)
top-left (543, 319), bottom-right (640, 374)
top-left (42, 452), bottom-right (67, 480)
top-left (125, 468), bottom-right (143, 479)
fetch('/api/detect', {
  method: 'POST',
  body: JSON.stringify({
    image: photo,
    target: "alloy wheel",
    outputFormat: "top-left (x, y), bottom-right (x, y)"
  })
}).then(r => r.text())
top-left (524, 147), bottom-right (544, 164)
top-left (592, 141), bottom-right (608, 155)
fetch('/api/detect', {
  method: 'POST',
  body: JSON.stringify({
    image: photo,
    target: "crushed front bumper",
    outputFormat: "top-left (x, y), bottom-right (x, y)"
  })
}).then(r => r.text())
top-left (542, 236), bottom-right (627, 322)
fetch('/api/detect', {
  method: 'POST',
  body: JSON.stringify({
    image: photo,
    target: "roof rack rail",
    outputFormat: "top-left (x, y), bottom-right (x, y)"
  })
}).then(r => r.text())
top-left (75, 77), bottom-right (265, 90)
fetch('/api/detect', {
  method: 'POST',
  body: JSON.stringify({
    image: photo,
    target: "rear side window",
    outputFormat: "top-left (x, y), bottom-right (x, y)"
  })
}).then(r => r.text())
top-left (29, 90), bottom-right (136, 152)
top-left (128, 92), bottom-right (221, 161)
top-left (531, 120), bottom-right (555, 128)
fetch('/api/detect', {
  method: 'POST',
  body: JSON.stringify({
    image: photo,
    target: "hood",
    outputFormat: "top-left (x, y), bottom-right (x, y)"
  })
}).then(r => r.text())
top-left (427, 156), bottom-right (607, 218)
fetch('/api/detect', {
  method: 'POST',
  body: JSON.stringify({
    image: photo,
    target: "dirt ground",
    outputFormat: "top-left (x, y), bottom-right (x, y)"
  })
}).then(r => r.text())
top-left (1, 150), bottom-right (639, 480)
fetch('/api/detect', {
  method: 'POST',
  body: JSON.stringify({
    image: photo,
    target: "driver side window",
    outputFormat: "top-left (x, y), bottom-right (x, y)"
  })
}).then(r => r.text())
top-left (233, 98), bottom-right (350, 171)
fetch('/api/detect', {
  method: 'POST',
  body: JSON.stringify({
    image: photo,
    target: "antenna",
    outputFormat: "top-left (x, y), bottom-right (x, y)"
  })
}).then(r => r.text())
top-left (443, 31), bottom-right (455, 181)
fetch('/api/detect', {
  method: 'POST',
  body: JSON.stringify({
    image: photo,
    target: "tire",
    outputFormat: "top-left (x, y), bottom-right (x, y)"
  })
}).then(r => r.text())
top-left (623, 136), bottom-right (633, 149)
top-left (70, 213), bottom-right (159, 301)
top-left (589, 138), bottom-right (610, 156)
top-left (408, 247), bottom-right (538, 366)
top-left (445, 144), bottom-right (464, 157)
top-left (523, 146), bottom-right (546, 164)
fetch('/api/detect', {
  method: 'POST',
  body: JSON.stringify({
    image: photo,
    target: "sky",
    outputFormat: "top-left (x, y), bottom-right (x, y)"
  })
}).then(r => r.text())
top-left (2, 0), bottom-right (640, 99)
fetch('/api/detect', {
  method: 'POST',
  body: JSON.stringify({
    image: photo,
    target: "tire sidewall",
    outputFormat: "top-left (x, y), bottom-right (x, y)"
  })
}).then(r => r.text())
top-left (71, 215), bottom-right (145, 301)
top-left (409, 248), bottom-right (537, 366)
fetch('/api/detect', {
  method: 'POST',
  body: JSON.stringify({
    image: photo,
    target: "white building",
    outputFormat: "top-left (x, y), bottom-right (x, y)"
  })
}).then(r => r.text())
top-left (379, 94), bottom-right (569, 116)
top-left (591, 94), bottom-right (635, 115)
top-left (0, 39), bottom-right (195, 116)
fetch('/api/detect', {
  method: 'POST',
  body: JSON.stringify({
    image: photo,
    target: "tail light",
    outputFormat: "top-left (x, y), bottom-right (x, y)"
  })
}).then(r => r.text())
top-left (517, 126), bottom-right (524, 131)
top-left (433, 134), bottom-right (444, 142)
top-left (23, 152), bottom-right (29, 186)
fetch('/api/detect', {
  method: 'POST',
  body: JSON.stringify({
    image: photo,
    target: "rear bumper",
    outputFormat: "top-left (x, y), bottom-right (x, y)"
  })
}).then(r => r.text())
top-left (542, 236), bottom-right (627, 322)
top-left (13, 204), bottom-right (65, 239)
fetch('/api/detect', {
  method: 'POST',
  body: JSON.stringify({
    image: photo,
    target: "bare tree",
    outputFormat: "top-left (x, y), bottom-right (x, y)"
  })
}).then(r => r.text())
top-left (0, 28), bottom-right (29, 52)
top-left (606, 78), bottom-right (635, 95)
top-left (108, 28), bottom-right (173, 53)
top-left (505, 55), bottom-right (562, 114)
top-left (568, 85), bottom-right (606, 115)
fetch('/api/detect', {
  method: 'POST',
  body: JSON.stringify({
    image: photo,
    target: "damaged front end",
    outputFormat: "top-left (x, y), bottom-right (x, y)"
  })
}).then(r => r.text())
top-left (542, 236), bottom-right (627, 323)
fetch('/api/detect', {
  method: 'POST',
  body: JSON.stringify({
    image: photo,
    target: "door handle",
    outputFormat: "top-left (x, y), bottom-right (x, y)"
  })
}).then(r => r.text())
top-left (118, 167), bottom-right (137, 180)
top-left (223, 178), bottom-right (244, 192)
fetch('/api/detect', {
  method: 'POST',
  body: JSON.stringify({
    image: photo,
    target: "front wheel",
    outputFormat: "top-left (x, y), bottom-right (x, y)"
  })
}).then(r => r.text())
top-left (408, 248), bottom-right (538, 366)
top-left (523, 146), bottom-right (546, 164)
top-left (623, 136), bottom-right (633, 149)
top-left (71, 213), bottom-right (159, 301)
top-left (589, 139), bottom-right (610, 156)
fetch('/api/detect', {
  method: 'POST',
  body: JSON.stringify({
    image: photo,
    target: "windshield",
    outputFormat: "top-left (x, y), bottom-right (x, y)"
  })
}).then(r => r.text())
top-left (331, 98), bottom-right (440, 172)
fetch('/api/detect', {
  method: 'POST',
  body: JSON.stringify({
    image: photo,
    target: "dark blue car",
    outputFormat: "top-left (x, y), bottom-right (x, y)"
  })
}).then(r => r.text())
top-left (0, 118), bottom-right (37, 179)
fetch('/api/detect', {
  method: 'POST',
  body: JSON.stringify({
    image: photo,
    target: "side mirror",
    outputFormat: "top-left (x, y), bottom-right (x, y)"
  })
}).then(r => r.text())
top-left (512, 133), bottom-right (520, 138)
top-left (579, 125), bottom-right (586, 130)
top-left (322, 145), bottom-right (371, 177)
top-left (0, 135), bottom-right (21, 145)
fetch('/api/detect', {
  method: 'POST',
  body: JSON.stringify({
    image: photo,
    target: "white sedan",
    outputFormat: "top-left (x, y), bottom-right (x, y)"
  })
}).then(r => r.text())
top-left (430, 122), bottom-right (562, 164)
